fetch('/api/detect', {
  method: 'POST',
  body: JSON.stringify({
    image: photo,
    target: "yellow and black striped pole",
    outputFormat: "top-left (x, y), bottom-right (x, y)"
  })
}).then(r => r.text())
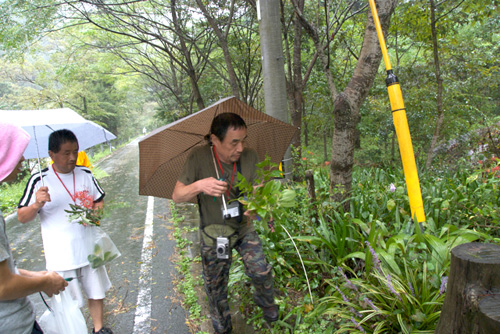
top-left (368, 0), bottom-right (426, 224)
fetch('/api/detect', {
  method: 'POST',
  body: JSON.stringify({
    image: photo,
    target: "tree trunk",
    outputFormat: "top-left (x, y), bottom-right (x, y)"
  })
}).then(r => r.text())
top-left (436, 242), bottom-right (500, 334)
top-left (305, 169), bottom-right (319, 222)
top-left (323, 130), bottom-right (328, 162)
top-left (294, 0), bottom-right (396, 207)
top-left (425, 0), bottom-right (445, 168)
top-left (171, 0), bottom-right (205, 110)
top-left (289, 0), bottom-right (305, 181)
top-left (258, 0), bottom-right (291, 178)
top-left (195, 0), bottom-right (240, 100)
top-left (330, 0), bottom-right (397, 208)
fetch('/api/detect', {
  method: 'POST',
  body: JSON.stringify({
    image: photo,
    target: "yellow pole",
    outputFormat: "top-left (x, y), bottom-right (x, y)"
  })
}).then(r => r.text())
top-left (368, 0), bottom-right (426, 224)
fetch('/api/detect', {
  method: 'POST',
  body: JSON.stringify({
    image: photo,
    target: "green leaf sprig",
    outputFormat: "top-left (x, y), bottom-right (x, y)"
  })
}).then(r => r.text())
top-left (236, 156), bottom-right (297, 230)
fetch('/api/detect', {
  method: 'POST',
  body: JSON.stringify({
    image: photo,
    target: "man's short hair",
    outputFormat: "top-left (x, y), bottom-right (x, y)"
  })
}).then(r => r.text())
top-left (49, 129), bottom-right (78, 153)
top-left (208, 113), bottom-right (247, 143)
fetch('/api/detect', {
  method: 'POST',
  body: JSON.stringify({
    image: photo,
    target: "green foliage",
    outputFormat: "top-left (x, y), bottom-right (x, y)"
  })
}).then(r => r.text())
top-left (0, 0), bottom-right (59, 55)
top-left (0, 174), bottom-right (29, 215)
top-left (227, 156), bottom-right (500, 332)
top-left (170, 202), bottom-right (204, 322)
top-left (236, 156), bottom-right (297, 228)
top-left (310, 220), bottom-right (491, 333)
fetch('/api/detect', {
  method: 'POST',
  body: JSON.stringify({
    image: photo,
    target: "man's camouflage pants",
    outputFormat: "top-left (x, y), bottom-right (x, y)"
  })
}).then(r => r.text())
top-left (201, 230), bottom-right (275, 334)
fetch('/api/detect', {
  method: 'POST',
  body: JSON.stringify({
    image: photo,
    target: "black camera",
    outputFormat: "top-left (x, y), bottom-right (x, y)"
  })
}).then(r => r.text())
top-left (216, 237), bottom-right (229, 259)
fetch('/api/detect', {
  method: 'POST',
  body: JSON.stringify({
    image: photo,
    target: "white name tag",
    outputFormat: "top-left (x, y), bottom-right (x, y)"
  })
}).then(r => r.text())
top-left (222, 201), bottom-right (240, 219)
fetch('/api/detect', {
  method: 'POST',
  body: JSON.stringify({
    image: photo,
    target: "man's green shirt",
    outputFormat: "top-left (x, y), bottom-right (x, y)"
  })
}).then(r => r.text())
top-left (178, 145), bottom-right (258, 242)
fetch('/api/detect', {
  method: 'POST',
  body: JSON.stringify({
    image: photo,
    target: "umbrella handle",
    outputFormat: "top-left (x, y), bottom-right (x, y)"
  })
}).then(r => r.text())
top-left (33, 126), bottom-right (44, 186)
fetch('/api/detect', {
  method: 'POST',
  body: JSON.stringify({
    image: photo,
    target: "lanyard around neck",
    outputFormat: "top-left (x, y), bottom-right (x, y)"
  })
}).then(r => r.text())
top-left (53, 165), bottom-right (76, 203)
top-left (213, 147), bottom-right (236, 198)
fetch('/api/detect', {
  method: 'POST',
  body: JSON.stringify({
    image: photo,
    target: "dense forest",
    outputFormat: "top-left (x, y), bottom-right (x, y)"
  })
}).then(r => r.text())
top-left (1, 1), bottom-right (498, 169)
top-left (1, 1), bottom-right (499, 332)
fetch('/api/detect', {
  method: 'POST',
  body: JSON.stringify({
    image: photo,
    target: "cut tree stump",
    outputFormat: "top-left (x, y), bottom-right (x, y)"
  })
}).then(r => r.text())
top-left (435, 242), bottom-right (500, 334)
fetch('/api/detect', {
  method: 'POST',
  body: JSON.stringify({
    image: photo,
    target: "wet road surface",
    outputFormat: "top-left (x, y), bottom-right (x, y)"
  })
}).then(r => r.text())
top-left (6, 139), bottom-right (190, 334)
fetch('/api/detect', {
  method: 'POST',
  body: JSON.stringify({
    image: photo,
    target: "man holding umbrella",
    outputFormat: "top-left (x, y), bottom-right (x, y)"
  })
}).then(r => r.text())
top-left (17, 129), bottom-right (113, 334)
top-left (172, 113), bottom-right (279, 334)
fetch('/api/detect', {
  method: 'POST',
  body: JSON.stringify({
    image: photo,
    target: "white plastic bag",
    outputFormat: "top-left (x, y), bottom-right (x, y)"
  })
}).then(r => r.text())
top-left (85, 225), bottom-right (121, 269)
top-left (38, 290), bottom-right (87, 334)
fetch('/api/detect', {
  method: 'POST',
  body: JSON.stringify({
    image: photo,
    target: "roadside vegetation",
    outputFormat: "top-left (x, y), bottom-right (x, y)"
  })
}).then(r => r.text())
top-left (3, 134), bottom-right (499, 333)
top-left (225, 147), bottom-right (500, 333)
top-left (161, 132), bottom-right (500, 333)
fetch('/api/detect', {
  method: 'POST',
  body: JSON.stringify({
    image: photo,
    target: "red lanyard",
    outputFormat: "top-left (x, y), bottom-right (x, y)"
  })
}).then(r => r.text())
top-left (53, 166), bottom-right (76, 203)
top-left (213, 147), bottom-right (236, 198)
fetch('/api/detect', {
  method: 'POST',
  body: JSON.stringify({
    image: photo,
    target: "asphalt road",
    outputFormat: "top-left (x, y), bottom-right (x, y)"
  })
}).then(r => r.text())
top-left (6, 139), bottom-right (190, 334)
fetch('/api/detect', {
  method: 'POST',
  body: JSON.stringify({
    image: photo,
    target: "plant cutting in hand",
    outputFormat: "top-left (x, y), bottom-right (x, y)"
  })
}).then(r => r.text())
top-left (65, 190), bottom-right (102, 226)
top-left (236, 156), bottom-right (296, 231)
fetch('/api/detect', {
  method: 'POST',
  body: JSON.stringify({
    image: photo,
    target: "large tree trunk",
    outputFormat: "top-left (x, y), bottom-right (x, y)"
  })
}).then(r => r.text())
top-left (330, 0), bottom-right (397, 208)
top-left (258, 0), bottom-right (292, 178)
top-left (294, 0), bottom-right (396, 207)
top-left (425, 0), bottom-right (445, 168)
top-left (436, 242), bottom-right (500, 334)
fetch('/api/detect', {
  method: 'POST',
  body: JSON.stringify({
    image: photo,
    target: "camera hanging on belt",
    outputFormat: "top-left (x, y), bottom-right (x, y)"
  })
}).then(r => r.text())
top-left (217, 189), bottom-right (232, 259)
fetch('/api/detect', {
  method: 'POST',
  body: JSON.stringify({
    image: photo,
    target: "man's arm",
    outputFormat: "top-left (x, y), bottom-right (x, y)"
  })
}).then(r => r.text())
top-left (93, 199), bottom-right (104, 211)
top-left (0, 260), bottom-right (67, 300)
top-left (172, 178), bottom-right (228, 203)
top-left (17, 204), bottom-right (42, 224)
top-left (17, 186), bottom-right (51, 224)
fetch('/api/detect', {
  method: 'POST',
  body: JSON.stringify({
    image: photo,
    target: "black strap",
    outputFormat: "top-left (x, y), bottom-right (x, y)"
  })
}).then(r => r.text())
top-left (39, 292), bottom-right (53, 312)
top-left (201, 226), bottom-right (239, 242)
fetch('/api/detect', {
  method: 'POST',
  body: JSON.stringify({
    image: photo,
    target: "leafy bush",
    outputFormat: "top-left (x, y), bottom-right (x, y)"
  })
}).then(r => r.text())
top-left (0, 174), bottom-right (30, 215)
top-left (230, 156), bottom-right (500, 333)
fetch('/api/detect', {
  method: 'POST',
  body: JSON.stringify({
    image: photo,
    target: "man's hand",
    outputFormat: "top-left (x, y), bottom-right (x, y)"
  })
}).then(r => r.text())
top-left (18, 186), bottom-right (51, 223)
top-left (35, 186), bottom-right (51, 209)
top-left (172, 178), bottom-right (228, 203)
top-left (42, 271), bottom-right (68, 297)
top-left (199, 177), bottom-right (228, 197)
top-left (1, 263), bottom-right (68, 300)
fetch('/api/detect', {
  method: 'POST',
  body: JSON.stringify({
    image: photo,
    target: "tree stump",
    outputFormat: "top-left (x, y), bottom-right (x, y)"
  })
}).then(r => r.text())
top-left (436, 242), bottom-right (500, 334)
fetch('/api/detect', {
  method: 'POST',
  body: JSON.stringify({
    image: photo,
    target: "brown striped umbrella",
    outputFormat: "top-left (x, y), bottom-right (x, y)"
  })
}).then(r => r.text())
top-left (138, 96), bottom-right (297, 200)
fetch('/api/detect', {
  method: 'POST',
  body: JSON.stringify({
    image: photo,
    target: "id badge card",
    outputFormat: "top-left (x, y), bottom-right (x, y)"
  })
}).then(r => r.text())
top-left (221, 201), bottom-right (240, 219)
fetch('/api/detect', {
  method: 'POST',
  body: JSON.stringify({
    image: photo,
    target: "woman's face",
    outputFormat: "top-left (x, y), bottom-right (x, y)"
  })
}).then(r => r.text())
top-left (2, 156), bottom-right (25, 183)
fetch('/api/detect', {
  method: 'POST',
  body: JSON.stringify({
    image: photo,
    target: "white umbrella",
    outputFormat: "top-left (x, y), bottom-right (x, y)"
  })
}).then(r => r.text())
top-left (0, 108), bottom-right (116, 159)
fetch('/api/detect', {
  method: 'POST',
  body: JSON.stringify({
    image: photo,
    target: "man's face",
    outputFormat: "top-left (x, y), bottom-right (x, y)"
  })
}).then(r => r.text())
top-left (212, 126), bottom-right (247, 164)
top-left (49, 141), bottom-right (79, 173)
top-left (2, 156), bottom-right (25, 183)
